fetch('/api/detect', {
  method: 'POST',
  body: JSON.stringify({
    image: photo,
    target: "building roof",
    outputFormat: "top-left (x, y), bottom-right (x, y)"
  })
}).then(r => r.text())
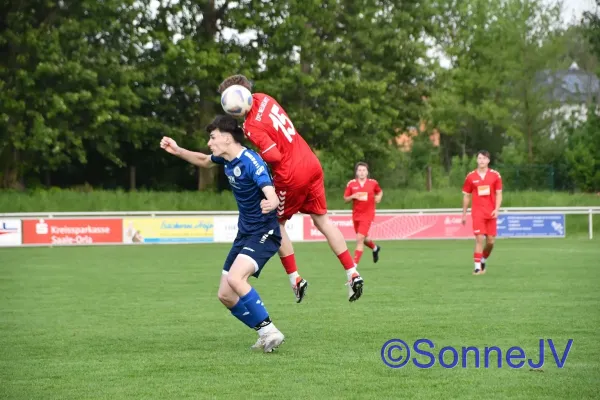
top-left (536, 62), bottom-right (600, 103)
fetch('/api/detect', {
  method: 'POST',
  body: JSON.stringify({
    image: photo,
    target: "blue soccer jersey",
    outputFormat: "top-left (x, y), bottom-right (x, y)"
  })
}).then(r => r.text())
top-left (211, 148), bottom-right (279, 235)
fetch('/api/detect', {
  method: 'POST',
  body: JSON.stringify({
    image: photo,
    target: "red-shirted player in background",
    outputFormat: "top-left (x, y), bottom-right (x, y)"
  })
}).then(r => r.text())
top-left (344, 162), bottom-right (382, 265)
top-left (461, 150), bottom-right (503, 275)
top-left (218, 75), bottom-right (364, 302)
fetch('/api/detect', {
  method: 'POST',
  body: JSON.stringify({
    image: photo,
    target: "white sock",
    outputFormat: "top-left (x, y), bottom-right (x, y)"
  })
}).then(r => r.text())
top-left (258, 322), bottom-right (277, 336)
top-left (346, 266), bottom-right (357, 280)
top-left (481, 257), bottom-right (486, 264)
top-left (474, 262), bottom-right (481, 270)
top-left (288, 271), bottom-right (299, 286)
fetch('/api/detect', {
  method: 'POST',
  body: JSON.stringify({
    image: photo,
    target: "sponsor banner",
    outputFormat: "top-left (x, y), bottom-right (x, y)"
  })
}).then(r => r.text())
top-left (22, 218), bottom-right (123, 245)
top-left (303, 214), bottom-right (476, 241)
top-left (123, 217), bottom-right (214, 244)
top-left (213, 214), bottom-right (304, 243)
top-left (497, 213), bottom-right (565, 237)
top-left (213, 216), bottom-right (239, 243)
top-left (0, 219), bottom-right (22, 246)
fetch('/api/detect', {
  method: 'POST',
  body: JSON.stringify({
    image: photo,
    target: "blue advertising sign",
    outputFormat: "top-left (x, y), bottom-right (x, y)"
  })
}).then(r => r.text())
top-left (497, 214), bottom-right (565, 237)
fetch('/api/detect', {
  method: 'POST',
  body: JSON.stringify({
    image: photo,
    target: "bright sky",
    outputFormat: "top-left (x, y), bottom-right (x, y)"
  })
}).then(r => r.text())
top-left (555, 0), bottom-right (597, 24)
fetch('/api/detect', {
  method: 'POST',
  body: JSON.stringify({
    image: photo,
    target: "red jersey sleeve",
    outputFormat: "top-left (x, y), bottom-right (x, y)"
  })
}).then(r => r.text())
top-left (373, 180), bottom-right (382, 194)
top-left (495, 173), bottom-right (503, 192)
top-left (462, 175), bottom-right (473, 194)
top-left (243, 123), bottom-right (282, 164)
top-left (344, 181), bottom-right (353, 197)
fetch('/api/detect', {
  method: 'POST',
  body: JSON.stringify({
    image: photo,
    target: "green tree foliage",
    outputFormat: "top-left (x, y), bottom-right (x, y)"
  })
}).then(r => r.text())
top-left (564, 108), bottom-right (600, 192)
top-left (427, 0), bottom-right (565, 164)
top-left (234, 0), bottom-right (436, 175)
top-left (0, 0), bottom-right (598, 194)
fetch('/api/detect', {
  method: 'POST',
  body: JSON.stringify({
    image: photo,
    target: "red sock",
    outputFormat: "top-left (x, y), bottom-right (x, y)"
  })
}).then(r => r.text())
top-left (364, 240), bottom-right (375, 250)
top-left (354, 250), bottom-right (363, 264)
top-left (337, 250), bottom-right (356, 270)
top-left (280, 254), bottom-right (297, 274)
top-left (474, 252), bottom-right (482, 263)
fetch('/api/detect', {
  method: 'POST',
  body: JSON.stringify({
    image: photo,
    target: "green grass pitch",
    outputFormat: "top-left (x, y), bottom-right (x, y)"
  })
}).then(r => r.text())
top-left (1, 239), bottom-right (599, 399)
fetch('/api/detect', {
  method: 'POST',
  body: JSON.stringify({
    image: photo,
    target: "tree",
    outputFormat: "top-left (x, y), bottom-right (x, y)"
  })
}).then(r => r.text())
top-left (564, 106), bottom-right (600, 192)
top-left (229, 0), bottom-right (436, 175)
top-left (427, 0), bottom-right (567, 167)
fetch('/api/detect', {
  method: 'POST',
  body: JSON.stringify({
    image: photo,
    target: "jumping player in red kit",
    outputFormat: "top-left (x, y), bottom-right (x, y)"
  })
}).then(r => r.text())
top-left (218, 75), bottom-right (364, 302)
top-left (461, 150), bottom-right (503, 275)
top-left (344, 162), bottom-right (382, 265)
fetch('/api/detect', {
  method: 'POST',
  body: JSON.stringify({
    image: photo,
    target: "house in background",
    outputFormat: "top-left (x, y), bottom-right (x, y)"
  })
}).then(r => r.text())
top-left (537, 62), bottom-right (600, 135)
top-left (393, 120), bottom-right (440, 151)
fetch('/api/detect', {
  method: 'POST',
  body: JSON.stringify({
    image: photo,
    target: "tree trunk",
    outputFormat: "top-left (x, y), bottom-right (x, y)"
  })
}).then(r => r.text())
top-left (426, 166), bottom-right (432, 192)
top-left (198, 166), bottom-right (216, 191)
top-left (1, 146), bottom-right (22, 189)
top-left (129, 165), bottom-right (136, 191)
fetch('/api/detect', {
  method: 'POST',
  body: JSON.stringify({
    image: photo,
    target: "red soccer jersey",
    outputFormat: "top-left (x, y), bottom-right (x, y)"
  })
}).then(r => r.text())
top-left (242, 93), bottom-right (320, 188)
top-left (344, 178), bottom-right (382, 221)
top-left (462, 168), bottom-right (503, 218)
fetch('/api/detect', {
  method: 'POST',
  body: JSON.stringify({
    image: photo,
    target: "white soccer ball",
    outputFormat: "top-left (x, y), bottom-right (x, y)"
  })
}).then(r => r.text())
top-left (221, 85), bottom-right (253, 117)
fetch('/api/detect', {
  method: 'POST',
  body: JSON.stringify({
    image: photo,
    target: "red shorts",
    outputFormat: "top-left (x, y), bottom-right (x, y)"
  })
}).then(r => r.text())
top-left (276, 170), bottom-right (327, 222)
top-left (472, 217), bottom-right (497, 236)
top-left (353, 220), bottom-right (372, 236)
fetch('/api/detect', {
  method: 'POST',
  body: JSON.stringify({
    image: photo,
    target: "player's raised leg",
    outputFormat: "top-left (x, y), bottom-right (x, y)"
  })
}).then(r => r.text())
top-left (311, 213), bottom-right (364, 301)
top-left (278, 219), bottom-right (308, 303)
top-left (306, 174), bottom-right (364, 301)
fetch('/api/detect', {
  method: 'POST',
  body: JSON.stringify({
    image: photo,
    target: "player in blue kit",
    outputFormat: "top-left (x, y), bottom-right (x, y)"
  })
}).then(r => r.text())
top-left (160, 115), bottom-right (285, 353)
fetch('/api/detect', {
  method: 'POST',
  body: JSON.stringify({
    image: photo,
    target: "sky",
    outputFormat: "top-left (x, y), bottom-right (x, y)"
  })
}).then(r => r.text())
top-left (554, 0), bottom-right (597, 25)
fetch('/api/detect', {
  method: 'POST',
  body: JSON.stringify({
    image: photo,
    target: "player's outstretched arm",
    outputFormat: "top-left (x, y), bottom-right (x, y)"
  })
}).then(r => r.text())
top-left (260, 185), bottom-right (280, 214)
top-left (159, 136), bottom-right (216, 168)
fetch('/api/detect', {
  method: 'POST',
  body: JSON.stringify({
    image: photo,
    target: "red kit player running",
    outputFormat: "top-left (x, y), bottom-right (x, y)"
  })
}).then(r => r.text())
top-left (461, 150), bottom-right (503, 275)
top-left (343, 162), bottom-right (382, 265)
top-left (218, 75), bottom-right (364, 302)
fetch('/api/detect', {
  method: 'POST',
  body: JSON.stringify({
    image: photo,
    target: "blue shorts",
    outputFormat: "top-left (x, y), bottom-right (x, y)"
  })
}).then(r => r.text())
top-left (222, 227), bottom-right (282, 278)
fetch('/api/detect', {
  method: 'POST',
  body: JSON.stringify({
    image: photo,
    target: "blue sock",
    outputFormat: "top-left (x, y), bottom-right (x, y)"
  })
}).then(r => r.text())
top-left (228, 299), bottom-right (255, 329)
top-left (240, 287), bottom-right (270, 328)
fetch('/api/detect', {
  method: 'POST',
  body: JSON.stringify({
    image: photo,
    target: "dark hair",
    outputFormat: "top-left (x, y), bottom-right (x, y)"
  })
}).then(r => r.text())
top-left (354, 161), bottom-right (369, 177)
top-left (206, 115), bottom-right (245, 144)
top-left (477, 150), bottom-right (490, 159)
top-left (218, 75), bottom-right (253, 94)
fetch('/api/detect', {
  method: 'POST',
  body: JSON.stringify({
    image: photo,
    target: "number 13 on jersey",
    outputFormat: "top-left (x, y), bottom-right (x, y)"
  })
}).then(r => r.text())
top-left (269, 104), bottom-right (296, 142)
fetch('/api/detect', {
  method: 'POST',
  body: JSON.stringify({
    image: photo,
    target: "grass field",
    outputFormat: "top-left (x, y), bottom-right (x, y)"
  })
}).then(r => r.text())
top-left (1, 239), bottom-right (599, 399)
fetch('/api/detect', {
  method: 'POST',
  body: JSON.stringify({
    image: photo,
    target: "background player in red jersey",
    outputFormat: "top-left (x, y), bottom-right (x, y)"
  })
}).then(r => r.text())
top-left (461, 150), bottom-right (503, 275)
top-left (343, 162), bottom-right (382, 265)
top-left (218, 75), bottom-right (364, 302)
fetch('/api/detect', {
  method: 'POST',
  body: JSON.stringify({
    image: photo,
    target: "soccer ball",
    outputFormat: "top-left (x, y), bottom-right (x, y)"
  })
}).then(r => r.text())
top-left (221, 85), bottom-right (253, 117)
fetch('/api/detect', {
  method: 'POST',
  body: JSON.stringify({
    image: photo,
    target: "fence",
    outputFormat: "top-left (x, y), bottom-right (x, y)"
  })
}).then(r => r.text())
top-left (1, 207), bottom-right (598, 248)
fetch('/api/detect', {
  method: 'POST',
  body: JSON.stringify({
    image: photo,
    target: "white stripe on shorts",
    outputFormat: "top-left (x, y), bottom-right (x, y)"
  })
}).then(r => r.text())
top-left (238, 254), bottom-right (259, 273)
